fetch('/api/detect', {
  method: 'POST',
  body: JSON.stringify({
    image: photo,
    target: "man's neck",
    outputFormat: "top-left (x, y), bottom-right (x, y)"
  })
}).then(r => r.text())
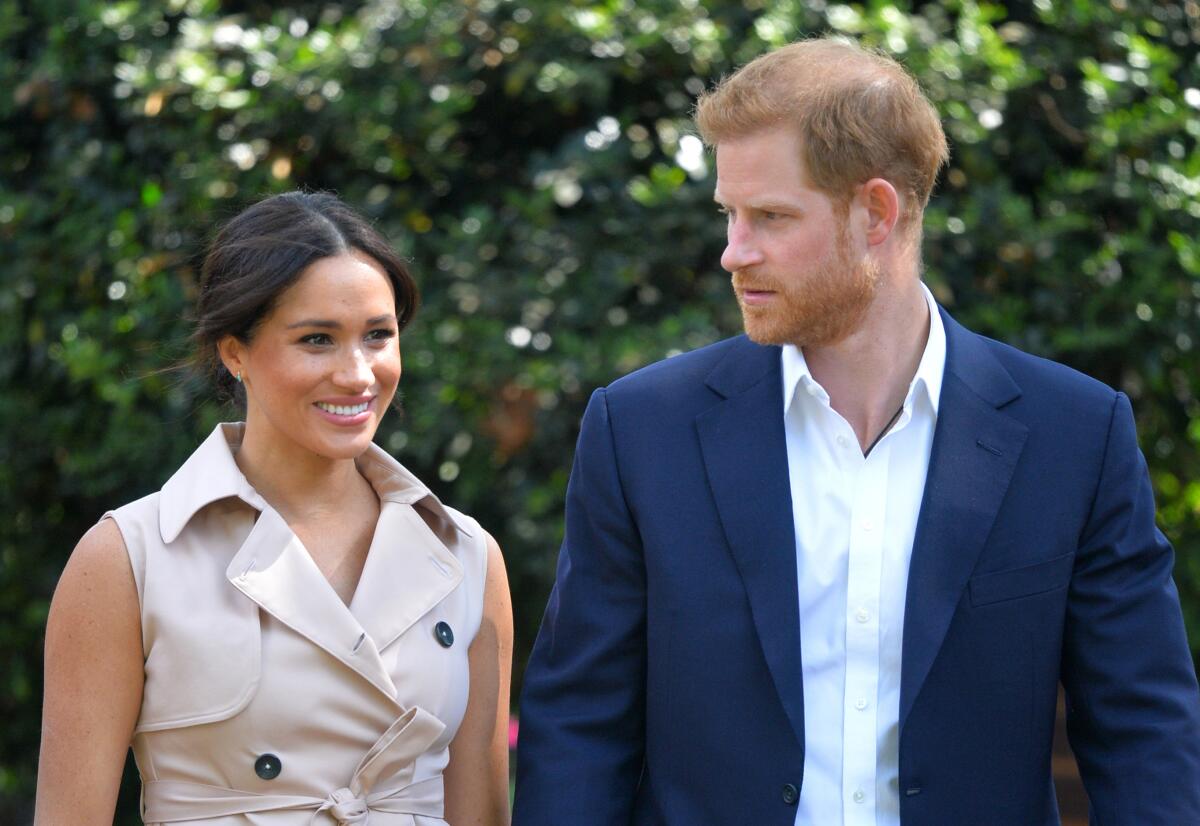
top-left (802, 278), bottom-right (931, 452)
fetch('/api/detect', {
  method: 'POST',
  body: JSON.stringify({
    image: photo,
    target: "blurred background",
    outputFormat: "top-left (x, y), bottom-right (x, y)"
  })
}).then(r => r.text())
top-left (2, 0), bottom-right (1199, 822)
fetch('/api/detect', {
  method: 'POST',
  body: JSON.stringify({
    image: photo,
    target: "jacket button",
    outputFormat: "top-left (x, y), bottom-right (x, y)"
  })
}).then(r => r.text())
top-left (434, 621), bottom-right (455, 648)
top-left (254, 753), bottom-right (282, 780)
top-left (781, 783), bottom-right (799, 805)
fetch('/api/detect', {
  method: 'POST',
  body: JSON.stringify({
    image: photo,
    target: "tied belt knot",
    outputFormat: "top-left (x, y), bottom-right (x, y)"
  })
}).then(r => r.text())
top-left (321, 787), bottom-right (370, 824)
top-left (141, 706), bottom-right (446, 824)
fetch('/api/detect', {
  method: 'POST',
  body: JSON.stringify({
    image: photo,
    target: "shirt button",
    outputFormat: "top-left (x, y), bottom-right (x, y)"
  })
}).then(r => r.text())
top-left (855, 608), bottom-right (870, 623)
top-left (853, 789), bottom-right (865, 803)
top-left (855, 697), bottom-right (868, 710)
top-left (836, 435), bottom-right (849, 448)
top-left (861, 520), bottom-right (874, 532)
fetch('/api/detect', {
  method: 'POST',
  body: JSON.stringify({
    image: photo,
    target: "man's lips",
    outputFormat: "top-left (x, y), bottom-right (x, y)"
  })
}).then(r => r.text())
top-left (735, 286), bottom-right (777, 306)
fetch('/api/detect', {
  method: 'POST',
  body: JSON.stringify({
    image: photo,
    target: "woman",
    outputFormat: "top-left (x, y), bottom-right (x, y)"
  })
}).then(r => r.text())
top-left (35, 192), bottom-right (513, 825)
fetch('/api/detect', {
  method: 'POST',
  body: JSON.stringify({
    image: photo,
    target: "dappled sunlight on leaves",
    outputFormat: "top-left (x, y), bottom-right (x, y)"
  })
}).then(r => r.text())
top-left (3, 1), bottom-right (1200, 820)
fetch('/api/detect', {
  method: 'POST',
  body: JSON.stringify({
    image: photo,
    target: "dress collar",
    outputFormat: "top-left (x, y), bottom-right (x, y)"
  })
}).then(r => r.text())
top-left (158, 422), bottom-right (471, 544)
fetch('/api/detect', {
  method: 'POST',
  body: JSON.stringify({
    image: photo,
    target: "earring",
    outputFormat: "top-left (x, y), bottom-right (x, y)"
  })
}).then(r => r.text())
top-left (235, 371), bottom-right (243, 383)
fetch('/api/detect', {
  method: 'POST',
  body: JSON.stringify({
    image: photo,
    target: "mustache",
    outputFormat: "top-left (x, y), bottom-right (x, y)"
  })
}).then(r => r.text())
top-left (731, 271), bottom-right (780, 292)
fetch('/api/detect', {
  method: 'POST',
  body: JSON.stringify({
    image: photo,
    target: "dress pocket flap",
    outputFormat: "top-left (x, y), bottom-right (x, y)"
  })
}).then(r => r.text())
top-left (969, 552), bottom-right (1075, 607)
top-left (136, 571), bottom-right (262, 733)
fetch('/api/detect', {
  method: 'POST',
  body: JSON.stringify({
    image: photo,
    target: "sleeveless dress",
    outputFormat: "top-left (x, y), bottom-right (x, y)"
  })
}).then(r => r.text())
top-left (106, 423), bottom-right (488, 825)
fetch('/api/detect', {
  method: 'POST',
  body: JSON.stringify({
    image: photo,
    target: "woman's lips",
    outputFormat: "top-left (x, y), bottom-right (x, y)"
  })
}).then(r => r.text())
top-left (313, 397), bottom-right (373, 425)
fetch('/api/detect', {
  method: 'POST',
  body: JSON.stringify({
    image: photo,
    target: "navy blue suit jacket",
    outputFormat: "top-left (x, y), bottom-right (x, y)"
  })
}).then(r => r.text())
top-left (513, 311), bottom-right (1200, 825)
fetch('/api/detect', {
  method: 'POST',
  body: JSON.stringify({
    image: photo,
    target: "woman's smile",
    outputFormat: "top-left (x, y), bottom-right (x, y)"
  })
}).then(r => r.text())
top-left (313, 396), bottom-right (375, 425)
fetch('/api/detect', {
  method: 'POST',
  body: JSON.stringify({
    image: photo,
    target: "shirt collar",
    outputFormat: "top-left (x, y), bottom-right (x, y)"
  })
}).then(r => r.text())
top-left (158, 422), bottom-right (471, 544)
top-left (781, 281), bottom-right (946, 416)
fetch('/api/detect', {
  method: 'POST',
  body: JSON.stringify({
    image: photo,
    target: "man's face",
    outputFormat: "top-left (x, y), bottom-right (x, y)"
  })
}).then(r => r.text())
top-left (715, 127), bottom-right (879, 348)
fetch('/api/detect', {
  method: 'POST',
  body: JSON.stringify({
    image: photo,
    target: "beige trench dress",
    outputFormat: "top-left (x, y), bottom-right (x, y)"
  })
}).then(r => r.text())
top-left (107, 423), bottom-right (488, 825)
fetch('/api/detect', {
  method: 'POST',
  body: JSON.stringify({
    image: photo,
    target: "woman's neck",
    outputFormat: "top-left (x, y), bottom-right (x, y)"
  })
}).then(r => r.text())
top-left (233, 421), bottom-right (372, 522)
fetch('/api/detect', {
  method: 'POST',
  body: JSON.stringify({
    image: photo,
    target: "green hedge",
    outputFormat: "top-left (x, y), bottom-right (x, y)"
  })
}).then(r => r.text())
top-left (2, 1), bottom-right (1198, 821)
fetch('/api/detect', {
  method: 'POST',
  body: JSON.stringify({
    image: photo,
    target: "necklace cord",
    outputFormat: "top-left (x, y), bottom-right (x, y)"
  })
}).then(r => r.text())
top-left (862, 402), bottom-right (906, 458)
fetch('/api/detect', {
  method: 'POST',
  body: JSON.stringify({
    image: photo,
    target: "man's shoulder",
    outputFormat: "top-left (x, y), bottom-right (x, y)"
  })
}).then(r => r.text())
top-left (951, 317), bottom-right (1120, 411)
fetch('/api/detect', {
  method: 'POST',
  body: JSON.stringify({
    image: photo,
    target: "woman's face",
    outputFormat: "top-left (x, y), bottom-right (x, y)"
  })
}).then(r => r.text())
top-left (219, 251), bottom-right (401, 462)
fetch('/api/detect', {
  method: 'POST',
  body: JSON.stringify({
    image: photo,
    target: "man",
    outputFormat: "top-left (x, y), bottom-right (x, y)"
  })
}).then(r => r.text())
top-left (512, 38), bottom-right (1200, 825)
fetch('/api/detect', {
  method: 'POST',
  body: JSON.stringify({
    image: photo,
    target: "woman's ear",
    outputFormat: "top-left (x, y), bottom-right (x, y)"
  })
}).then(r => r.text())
top-left (216, 335), bottom-right (246, 384)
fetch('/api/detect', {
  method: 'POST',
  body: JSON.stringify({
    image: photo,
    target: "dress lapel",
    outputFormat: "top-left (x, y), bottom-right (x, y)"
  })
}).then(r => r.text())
top-left (695, 338), bottom-right (806, 749)
top-left (225, 507), bottom-right (401, 704)
top-left (173, 427), bottom-right (471, 706)
top-left (349, 500), bottom-right (465, 655)
top-left (900, 312), bottom-right (1028, 728)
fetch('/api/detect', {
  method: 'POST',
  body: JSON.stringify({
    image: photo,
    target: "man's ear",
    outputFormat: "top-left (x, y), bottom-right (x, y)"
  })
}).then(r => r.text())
top-left (858, 178), bottom-right (900, 246)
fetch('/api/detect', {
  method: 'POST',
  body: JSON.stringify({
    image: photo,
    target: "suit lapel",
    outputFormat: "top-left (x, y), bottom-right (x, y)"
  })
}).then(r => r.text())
top-left (900, 313), bottom-right (1028, 727)
top-left (225, 508), bottom-right (402, 705)
top-left (696, 338), bottom-right (806, 748)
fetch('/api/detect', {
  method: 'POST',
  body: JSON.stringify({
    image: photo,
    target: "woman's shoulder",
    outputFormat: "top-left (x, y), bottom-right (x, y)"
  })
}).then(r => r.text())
top-left (73, 516), bottom-right (130, 568)
top-left (56, 516), bottom-right (139, 624)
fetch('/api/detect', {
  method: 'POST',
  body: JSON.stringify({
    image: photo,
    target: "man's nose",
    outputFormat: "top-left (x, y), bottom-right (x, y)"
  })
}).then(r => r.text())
top-left (720, 220), bottom-right (763, 273)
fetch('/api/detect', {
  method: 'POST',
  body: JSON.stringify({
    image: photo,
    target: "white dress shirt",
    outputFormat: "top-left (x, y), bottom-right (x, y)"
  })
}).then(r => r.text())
top-left (785, 283), bottom-right (946, 826)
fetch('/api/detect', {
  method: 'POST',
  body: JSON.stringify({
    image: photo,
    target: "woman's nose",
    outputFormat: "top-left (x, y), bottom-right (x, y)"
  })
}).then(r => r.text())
top-left (335, 349), bottom-right (373, 389)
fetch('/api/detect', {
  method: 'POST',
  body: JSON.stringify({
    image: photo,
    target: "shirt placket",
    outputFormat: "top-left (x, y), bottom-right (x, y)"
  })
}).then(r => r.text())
top-left (843, 439), bottom-right (890, 824)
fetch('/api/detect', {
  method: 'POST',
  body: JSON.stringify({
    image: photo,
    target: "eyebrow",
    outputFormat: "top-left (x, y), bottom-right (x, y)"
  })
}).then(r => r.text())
top-left (285, 314), bottom-right (398, 330)
top-left (712, 193), bottom-right (802, 212)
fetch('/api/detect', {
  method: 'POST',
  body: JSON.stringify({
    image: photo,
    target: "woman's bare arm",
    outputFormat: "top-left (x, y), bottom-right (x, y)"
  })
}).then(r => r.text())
top-left (443, 532), bottom-right (514, 826)
top-left (35, 518), bottom-right (144, 825)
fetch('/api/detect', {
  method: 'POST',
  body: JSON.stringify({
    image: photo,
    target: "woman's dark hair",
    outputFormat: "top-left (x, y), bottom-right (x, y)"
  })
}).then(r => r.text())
top-left (194, 191), bottom-right (419, 401)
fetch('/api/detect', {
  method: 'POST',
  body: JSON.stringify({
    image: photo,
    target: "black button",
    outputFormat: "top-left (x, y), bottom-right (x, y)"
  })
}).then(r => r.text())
top-left (434, 621), bottom-right (454, 648)
top-left (781, 783), bottom-right (799, 805)
top-left (255, 753), bottom-right (282, 780)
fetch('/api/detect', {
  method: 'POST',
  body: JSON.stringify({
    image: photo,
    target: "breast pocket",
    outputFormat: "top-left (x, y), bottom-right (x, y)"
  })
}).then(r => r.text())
top-left (968, 552), bottom-right (1075, 607)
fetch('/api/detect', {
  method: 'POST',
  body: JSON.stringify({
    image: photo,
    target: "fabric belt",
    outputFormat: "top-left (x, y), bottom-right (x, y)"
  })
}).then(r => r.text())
top-left (142, 706), bottom-right (446, 824)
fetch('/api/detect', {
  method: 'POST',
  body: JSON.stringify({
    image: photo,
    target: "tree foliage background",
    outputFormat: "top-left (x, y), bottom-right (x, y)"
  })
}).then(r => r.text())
top-left (2, 0), bottom-right (1199, 821)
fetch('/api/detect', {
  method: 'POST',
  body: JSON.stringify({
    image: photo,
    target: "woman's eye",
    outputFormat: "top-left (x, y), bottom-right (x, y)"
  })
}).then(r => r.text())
top-left (299, 333), bottom-right (333, 346)
top-left (366, 328), bottom-right (396, 343)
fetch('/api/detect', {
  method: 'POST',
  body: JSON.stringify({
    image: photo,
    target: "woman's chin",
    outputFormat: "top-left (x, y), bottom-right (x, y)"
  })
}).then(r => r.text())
top-left (305, 424), bottom-right (382, 460)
